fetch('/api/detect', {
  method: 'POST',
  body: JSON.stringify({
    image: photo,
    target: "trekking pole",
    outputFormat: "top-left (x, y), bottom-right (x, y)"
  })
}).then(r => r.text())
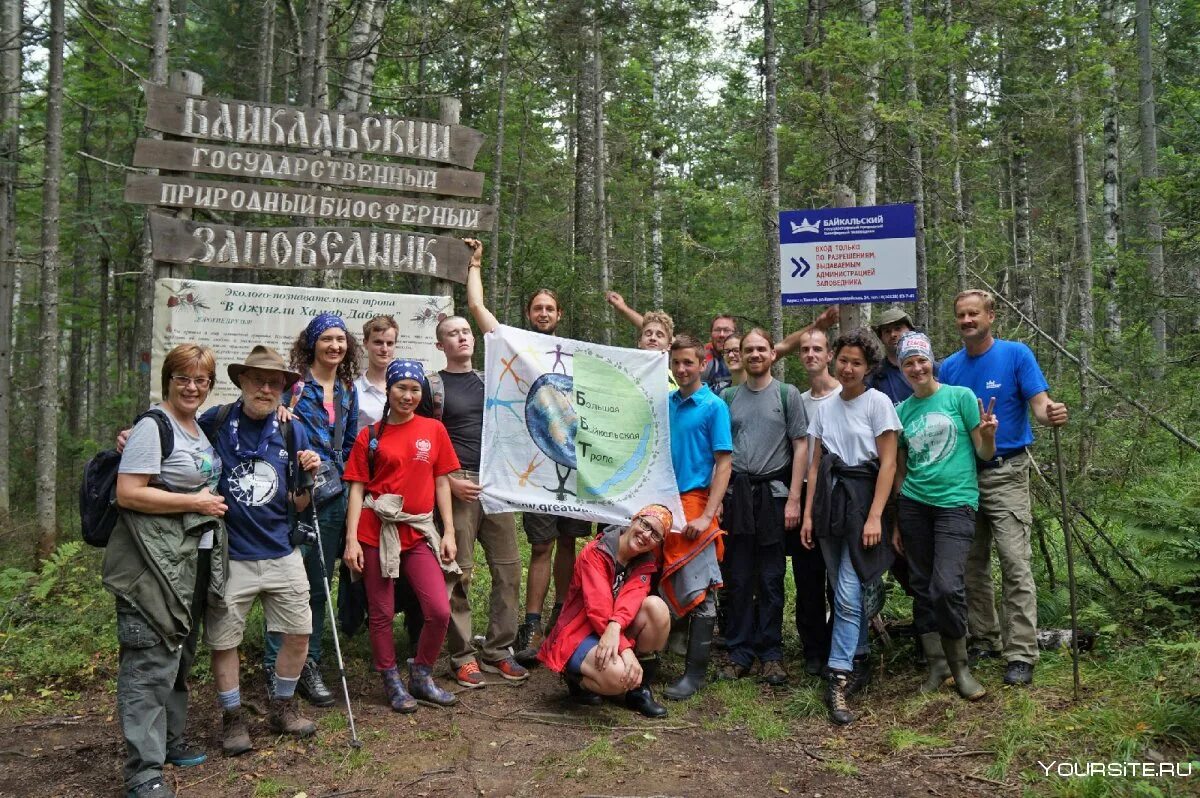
top-left (1052, 425), bottom-right (1081, 701)
top-left (307, 504), bottom-right (363, 748)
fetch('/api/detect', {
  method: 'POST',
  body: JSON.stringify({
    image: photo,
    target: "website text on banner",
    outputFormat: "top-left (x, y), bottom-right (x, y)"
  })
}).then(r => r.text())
top-left (779, 203), bottom-right (917, 306)
top-left (152, 277), bottom-right (451, 406)
top-left (478, 324), bottom-right (686, 529)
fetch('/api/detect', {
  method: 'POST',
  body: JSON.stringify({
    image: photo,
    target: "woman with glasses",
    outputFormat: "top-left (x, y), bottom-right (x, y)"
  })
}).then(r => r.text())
top-left (109, 344), bottom-right (225, 798)
top-left (538, 506), bottom-right (673, 718)
top-left (722, 335), bottom-right (746, 388)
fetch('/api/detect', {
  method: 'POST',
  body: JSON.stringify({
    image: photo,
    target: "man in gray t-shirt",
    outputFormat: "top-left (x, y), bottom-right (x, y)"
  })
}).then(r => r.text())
top-left (717, 330), bottom-right (809, 686)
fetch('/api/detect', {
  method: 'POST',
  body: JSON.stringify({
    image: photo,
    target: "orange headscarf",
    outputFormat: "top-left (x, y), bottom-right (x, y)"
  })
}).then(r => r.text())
top-left (632, 503), bottom-right (673, 535)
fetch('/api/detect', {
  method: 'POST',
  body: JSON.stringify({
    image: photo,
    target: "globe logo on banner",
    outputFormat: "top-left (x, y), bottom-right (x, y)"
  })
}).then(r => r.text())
top-left (478, 325), bottom-right (684, 529)
top-left (778, 203), bottom-right (917, 306)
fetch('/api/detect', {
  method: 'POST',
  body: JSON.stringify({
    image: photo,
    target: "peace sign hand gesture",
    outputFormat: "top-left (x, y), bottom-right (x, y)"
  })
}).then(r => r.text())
top-left (978, 397), bottom-right (998, 440)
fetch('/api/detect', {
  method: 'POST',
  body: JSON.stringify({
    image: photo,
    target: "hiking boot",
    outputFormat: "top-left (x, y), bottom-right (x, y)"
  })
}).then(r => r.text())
top-left (165, 738), bottom-right (207, 767)
top-left (513, 620), bottom-right (544, 667)
top-left (481, 655), bottom-right (530, 682)
top-left (221, 707), bottom-right (253, 756)
top-left (625, 656), bottom-right (667, 718)
top-left (968, 644), bottom-right (1001, 665)
top-left (664, 616), bottom-right (715, 701)
top-left (297, 658), bottom-right (335, 707)
top-left (845, 654), bottom-right (872, 697)
top-left (381, 666), bottom-right (417, 713)
top-left (803, 657), bottom-right (825, 678)
top-left (409, 662), bottom-right (458, 707)
top-left (1002, 660), bottom-right (1034, 687)
top-left (824, 670), bottom-right (854, 725)
top-left (716, 661), bottom-right (753, 681)
top-left (128, 777), bottom-right (175, 798)
top-left (454, 660), bottom-right (486, 689)
top-left (918, 632), bottom-right (953, 694)
top-left (761, 660), bottom-right (789, 687)
top-left (942, 636), bottom-right (987, 699)
top-left (566, 674), bottom-right (602, 706)
top-left (268, 696), bottom-right (317, 737)
top-left (545, 603), bottom-right (563, 635)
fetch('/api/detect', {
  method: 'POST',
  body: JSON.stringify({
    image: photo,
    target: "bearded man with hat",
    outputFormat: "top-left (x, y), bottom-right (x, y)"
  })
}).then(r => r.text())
top-left (869, 307), bottom-right (938, 406)
top-left (199, 346), bottom-right (324, 754)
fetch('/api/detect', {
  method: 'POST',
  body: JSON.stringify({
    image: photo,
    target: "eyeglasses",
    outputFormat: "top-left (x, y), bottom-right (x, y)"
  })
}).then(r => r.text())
top-left (633, 516), bottom-right (664, 544)
top-left (242, 374), bottom-right (287, 391)
top-left (171, 375), bottom-right (212, 389)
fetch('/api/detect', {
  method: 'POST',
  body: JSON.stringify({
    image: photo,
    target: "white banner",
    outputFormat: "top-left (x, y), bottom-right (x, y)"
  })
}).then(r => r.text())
top-left (479, 324), bottom-right (685, 529)
top-left (152, 277), bottom-right (451, 406)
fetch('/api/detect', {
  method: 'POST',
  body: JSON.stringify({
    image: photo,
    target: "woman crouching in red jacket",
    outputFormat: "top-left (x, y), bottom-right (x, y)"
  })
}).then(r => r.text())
top-left (537, 505), bottom-right (673, 718)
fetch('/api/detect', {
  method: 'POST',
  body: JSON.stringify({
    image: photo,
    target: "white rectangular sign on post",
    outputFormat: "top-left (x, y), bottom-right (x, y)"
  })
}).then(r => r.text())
top-left (779, 204), bottom-right (917, 306)
top-left (152, 277), bottom-right (451, 406)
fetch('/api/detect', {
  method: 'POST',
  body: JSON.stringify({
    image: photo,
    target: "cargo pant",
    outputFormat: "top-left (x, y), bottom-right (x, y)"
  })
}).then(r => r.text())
top-left (443, 470), bottom-right (522, 666)
top-left (965, 451), bottom-right (1039, 664)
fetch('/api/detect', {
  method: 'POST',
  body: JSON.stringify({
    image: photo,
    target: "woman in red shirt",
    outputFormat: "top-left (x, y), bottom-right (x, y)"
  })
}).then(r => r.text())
top-left (538, 505), bottom-right (673, 718)
top-left (343, 359), bottom-right (460, 712)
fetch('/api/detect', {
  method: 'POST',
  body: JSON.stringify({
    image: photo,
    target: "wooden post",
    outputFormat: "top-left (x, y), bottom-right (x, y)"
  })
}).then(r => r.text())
top-left (435, 96), bottom-right (461, 297)
top-left (157, 70), bottom-right (203, 280)
top-left (832, 184), bottom-right (863, 331)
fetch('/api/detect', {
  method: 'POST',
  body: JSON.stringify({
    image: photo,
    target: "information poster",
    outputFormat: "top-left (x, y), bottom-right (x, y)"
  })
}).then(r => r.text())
top-left (779, 204), bottom-right (917, 306)
top-left (152, 277), bottom-right (451, 406)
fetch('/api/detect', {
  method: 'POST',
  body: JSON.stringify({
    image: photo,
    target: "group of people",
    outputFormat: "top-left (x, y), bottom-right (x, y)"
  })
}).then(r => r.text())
top-left (104, 235), bottom-right (1066, 798)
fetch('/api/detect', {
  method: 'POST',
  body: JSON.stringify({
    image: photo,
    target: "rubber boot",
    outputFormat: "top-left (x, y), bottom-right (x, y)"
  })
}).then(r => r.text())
top-left (565, 674), bottom-right (602, 706)
top-left (664, 616), bottom-right (715, 700)
top-left (624, 655), bottom-right (668, 718)
top-left (381, 666), bottom-right (417, 713)
top-left (941, 635), bottom-right (987, 700)
top-left (408, 662), bottom-right (458, 707)
top-left (918, 632), bottom-right (953, 694)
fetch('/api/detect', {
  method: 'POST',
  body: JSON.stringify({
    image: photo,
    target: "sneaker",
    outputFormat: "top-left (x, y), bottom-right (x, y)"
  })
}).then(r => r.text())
top-left (481, 655), bottom-right (530, 682)
top-left (454, 660), bottom-right (487, 689)
top-left (716, 661), bottom-right (753, 681)
top-left (1003, 661), bottom-right (1034, 686)
top-left (268, 696), bottom-right (317, 737)
top-left (221, 707), bottom-right (253, 757)
top-left (761, 660), bottom-right (789, 687)
top-left (165, 738), bottom-right (207, 767)
top-left (513, 621), bottom-right (544, 667)
top-left (128, 777), bottom-right (175, 798)
top-left (297, 658), bottom-right (335, 707)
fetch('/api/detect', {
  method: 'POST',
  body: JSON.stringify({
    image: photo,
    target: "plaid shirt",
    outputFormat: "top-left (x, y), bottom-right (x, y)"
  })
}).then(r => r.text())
top-left (289, 372), bottom-right (359, 468)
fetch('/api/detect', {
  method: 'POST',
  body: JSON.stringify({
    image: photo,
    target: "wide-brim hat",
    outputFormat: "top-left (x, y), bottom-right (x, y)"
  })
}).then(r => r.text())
top-left (873, 306), bottom-right (914, 333)
top-left (227, 345), bottom-right (302, 389)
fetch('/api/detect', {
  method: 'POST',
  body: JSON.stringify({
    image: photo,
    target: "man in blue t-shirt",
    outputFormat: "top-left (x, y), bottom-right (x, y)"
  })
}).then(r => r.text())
top-left (198, 347), bottom-right (323, 754)
top-left (939, 291), bottom-right (1067, 687)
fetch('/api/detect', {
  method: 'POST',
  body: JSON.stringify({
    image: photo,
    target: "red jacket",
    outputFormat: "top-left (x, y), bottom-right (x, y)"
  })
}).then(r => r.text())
top-left (537, 526), bottom-right (659, 673)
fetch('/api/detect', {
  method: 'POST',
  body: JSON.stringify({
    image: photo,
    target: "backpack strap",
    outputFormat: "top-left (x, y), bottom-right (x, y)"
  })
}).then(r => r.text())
top-left (282, 418), bottom-right (300, 538)
top-left (427, 372), bottom-right (446, 420)
top-left (138, 408), bottom-right (175, 461)
top-left (720, 385), bottom-right (739, 407)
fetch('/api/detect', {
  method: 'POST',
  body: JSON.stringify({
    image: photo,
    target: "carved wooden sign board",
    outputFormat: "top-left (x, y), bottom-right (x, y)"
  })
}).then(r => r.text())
top-left (129, 83), bottom-right (489, 283)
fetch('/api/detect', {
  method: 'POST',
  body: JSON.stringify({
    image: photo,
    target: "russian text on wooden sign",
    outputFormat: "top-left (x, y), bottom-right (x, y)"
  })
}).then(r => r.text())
top-left (148, 213), bottom-right (471, 283)
top-left (125, 175), bottom-right (494, 231)
top-left (133, 139), bottom-right (485, 199)
top-left (143, 83), bottom-right (484, 168)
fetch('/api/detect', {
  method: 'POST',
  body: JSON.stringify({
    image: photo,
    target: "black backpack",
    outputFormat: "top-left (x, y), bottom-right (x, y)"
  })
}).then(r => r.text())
top-left (79, 408), bottom-right (174, 547)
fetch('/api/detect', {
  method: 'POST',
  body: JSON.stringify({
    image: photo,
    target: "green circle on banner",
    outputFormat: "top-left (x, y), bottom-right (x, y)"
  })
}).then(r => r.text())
top-left (572, 352), bottom-right (656, 499)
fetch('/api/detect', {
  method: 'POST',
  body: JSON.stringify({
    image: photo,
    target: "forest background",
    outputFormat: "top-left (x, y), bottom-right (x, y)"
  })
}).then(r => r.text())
top-left (0, 0), bottom-right (1196, 795)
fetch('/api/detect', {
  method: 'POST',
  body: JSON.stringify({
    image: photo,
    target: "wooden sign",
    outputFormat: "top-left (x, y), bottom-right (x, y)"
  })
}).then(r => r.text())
top-left (126, 175), bottom-right (494, 232)
top-left (133, 139), bottom-right (484, 199)
top-left (148, 213), bottom-right (472, 282)
top-left (143, 83), bottom-right (484, 168)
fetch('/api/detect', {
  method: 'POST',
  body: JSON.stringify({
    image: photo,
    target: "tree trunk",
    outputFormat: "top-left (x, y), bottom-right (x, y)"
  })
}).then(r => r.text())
top-left (1135, 0), bottom-right (1166, 374)
top-left (573, 9), bottom-right (596, 280)
top-left (1068, 18), bottom-right (1093, 416)
top-left (1100, 0), bottom-right (1121, 338)
top-left (488, 10), bottom-right (512, 304)
top-left (135, 0), bottom-right (170, 405)
top-left (649, 51), bottom-right (664, 311)
top-left (36, 0), bottom-right (65, 561)
top-left (1011, 130), bottom-right (1035, 320)
top-left (502, 97), bottom-right (529, 326)
top-left (593, 19), bottom-right (610, 344)
top-left (257, 0), bottom-right (275, 103)
top-left (67, 106), bottom-right (93, 437)
top-left (0, 0), bottom-right (21, 517)
top-left (763, 0), bottom-right (782, 363)
top-left (97, 252), bottom-right (111, 417)
top-left (902, 0), bottom-right (928, 329)
top-left (856, 0), bottom-right (878, 326)
top-left (945, 0), bottom-right (967, 293)
top-left (338, 0), bottom-right (377, 113)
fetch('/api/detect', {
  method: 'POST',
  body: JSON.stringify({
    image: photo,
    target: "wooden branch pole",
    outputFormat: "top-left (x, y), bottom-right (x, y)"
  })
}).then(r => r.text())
top-left (434, 96), bottom-right (462, 297)
top-left (832, 184), bottom-right (863, 331)
top-left (157, 70), bottom-right (203, 280)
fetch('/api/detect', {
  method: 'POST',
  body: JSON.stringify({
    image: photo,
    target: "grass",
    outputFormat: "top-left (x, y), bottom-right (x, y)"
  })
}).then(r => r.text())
top-left (251, 777), bottom-right (298, 798)
top-left (886, 728), bottom-right (950, 752)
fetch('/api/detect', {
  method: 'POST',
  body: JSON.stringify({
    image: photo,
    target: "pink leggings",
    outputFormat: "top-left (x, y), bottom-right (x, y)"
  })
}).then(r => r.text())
top-left (361, 543), bottom-right (450, 670)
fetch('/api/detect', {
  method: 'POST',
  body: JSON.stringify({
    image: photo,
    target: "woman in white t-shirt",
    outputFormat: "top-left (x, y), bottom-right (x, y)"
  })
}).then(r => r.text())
top-left (801, 328), bottom-right (901, 726)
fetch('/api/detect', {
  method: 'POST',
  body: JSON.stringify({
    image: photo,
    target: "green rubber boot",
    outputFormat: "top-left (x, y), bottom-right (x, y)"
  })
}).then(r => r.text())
top-left (941, 635), bottom-right (987, 701)
top-left (918, 632), bottom-right (952, 694)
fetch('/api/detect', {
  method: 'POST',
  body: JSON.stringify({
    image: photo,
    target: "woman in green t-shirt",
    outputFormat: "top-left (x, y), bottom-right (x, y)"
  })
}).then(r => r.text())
top-left (892, 331), bottom-right (998, 701)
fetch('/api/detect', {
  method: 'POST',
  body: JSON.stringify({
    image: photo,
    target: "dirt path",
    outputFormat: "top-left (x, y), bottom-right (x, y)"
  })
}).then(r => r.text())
top-left (0, 662), bottom-right (1003, 798)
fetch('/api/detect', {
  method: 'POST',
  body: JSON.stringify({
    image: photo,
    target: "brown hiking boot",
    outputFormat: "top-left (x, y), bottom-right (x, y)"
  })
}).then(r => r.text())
top-left (221, 708), bottom-right (252, 756)
top-left (513, 620), bottom-right (544, 667)
top-left (267, 696), bottom-right (317, 738)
